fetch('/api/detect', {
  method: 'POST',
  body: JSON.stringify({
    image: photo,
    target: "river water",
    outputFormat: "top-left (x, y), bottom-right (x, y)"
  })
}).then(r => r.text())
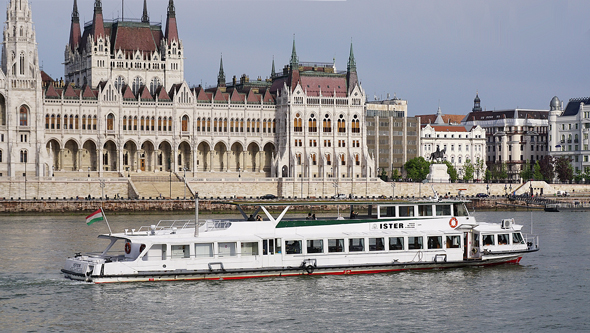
top-left (0, 210), bottom-right (589, 332)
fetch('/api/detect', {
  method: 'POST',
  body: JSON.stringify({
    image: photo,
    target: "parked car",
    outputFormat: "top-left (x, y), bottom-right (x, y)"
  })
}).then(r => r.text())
top-left (333, 193), bottom-right (347, 199)
top-left (556, 190), bottom-right (569, 197)
top-left (261, 194), bottom-right (277, 199)
top-left (476, 193), bottom-right (489, 198)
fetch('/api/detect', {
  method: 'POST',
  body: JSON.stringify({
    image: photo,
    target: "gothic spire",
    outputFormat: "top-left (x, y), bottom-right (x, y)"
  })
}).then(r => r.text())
top-left (92, 0), bottom-right (104, 39)
top-left (347, 41), bottom-right (356, 73)
top-left (165, 0), bottom-right (179, 44)
top-left (271, 56), bottom-right (276, 78)
top-left (290, 36), bottom-right (299, 70)
top-left (72, 0), bottom-right (79, 22)
top-left (94, 0), bottom-right (102, 14)
top-left (217, 55), bottom-right (226, 87)
top-left (142, 0), bottom-right (150, 23)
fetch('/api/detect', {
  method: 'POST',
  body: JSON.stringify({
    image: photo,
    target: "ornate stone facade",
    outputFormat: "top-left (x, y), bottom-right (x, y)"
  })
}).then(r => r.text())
top-left (0, 0), bottom-right (374, 181)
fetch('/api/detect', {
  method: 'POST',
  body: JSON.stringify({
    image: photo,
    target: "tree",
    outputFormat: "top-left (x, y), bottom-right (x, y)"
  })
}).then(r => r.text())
top-left (379, 168), bottom-right (388, 181)
top-left (391, 169), bottom-right (401, 181)
top-left (555, 156), bottom-right (574, 183)
top-left (404, 157), bottom-right (431, 182)
top-left (442, 161), bottom-right (458, 182)
top-left (520, 162), bottom-right (533, 181)
top-left (574, 169), bottom-right (584, 183)
top-left (475, 158), bottom-right (485, 181)
top-left (496, 163), bottom-right (508, 180)
top-left (539, 156), bottom-right (555, 183)
top-left (484, 169), bottom-right (492, 182)
top-left (583, 167), bottom-right (590, 184)
top-left (533, 161), bottom-right (543, 181)
top-left (463, 158), bottom-right (474, 182)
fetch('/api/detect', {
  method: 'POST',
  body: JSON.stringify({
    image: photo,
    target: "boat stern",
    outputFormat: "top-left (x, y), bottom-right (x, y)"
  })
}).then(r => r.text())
top-left (62, 255), bottom-right (103, 282)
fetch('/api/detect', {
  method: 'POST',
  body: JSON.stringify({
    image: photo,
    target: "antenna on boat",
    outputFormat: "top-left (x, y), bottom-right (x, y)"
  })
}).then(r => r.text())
top-left (100, 207), bottom-right (113, 236)
top-left (194, 192), bottom-right (199, 237)
top-left (430, 185), bottom-right (439, 201)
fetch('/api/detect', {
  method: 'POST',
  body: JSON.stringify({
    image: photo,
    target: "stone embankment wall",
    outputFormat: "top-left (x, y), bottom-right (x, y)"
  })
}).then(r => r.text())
top-left (0, 178), bottom-right (129, 200)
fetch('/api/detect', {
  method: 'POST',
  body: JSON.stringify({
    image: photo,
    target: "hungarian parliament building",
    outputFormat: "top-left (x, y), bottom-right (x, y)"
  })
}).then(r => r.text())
top-left (0, 0), bottom-right (373, 181)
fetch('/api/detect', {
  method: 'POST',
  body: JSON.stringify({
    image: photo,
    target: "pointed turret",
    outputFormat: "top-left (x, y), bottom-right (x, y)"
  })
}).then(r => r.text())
top-left (434, 106), bottom-right (445, 125)
top-left (290, 37), bottom-right (299, 70)
top-left (165, 0), bottom-right (179, 45)
top-left (472, 92), bottom-right (482, 112)
top-left (69, 0), bottom-right (81, 52)
top-left (92, 0), bottom-right (104, 40)
top-left (142, 0), bottom-right (150, 23)
top-left (217, 55), bottom-right (226, 87)
top-left (271, 57), bottom-right (276, 78)
top-left (346, 41), bottom-right (359, 95)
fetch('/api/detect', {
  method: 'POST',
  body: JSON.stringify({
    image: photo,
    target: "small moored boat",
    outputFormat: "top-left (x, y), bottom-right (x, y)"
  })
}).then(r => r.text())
top-left (62, 198), bottom-right (539, 283)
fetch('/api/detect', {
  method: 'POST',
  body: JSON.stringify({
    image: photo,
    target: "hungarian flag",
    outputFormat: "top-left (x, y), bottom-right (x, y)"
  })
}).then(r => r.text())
top-left (86, 209), bottom-right (104, 226)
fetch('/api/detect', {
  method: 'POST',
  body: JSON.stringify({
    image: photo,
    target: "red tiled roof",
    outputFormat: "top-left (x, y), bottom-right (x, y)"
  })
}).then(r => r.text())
top-left (122, 85), bottom-right (136, 100)
top-left (40, 71), bottom-right (54, 84)
top-left (247, 90), bottom-right (260, 103)
top-left (299, 75), bottom-right (347, 97)
top-left (193, 87), bottom-right (208, 101)
top-left (64, 85), bottom-right (78, 98)
top-left (214, 88), bottom-right (227, 102)
top-left (425, 125), bottom-right (468, 132)
top-left (263, 90), bottom-right (274, 104)
top-left (155, 86), bottom-right (171, 101)
top-left (230, 89), bottom-right (244, 103)
top-left (416, 114), bottom-right (466, 125)
top-left (113, 26), bottom-right (159, 54)
top-left (139, 86), bottom-right (153, 101)
top-left (165, 17), bottom-right (179, 45)
top-left (45, 84), bottom-right (60, 99)
top-left (82, 85), bottom-right (96, 99)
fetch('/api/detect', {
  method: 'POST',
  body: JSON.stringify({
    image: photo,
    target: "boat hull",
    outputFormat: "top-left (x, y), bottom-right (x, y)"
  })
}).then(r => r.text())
top-left (62, 255), bottom-right (525, 284)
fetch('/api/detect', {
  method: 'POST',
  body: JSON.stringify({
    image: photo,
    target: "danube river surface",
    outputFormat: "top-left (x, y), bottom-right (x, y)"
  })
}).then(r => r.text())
top-left (1, 210), bottom-right (589, 332)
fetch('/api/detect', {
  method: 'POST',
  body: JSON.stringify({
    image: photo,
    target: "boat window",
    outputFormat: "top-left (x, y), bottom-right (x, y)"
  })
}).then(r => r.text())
top-left (399, 206), bottom-right (415, 217)
top-left (171, 245), bottom-right (190, 259)
top-left (418, 205), bottom-right (433, 216)
top-left (195, 243), bottom-right (213, 257)
top-left (446, 235), bottom-right (461, 248)
top-left (380, 206), bottom-right (396, 217)
top-left (453, 203), bottom-right (469, 216)
top-left (369, 238), bottom-right (385, 251)
top-left (408, 236), bottom-right (423, 250)
top-left (349, 238), bottom-right (365, 252)
top-left (482, 234), bottom-right (495, 246)
top-left (275, 239), bottom-right (282, 254)
top-left (241, 242), bottom-right (259, 256)
top-left (474, 233), bottom-right (480, 247)
top-left (498, 234), bottom-right (509, 245)
top-left (307, 240), bottom-right (324, 253)
top-left (144, 244), bottom-right (165, 261)
top-left (285, 240), bottom-right (302, 254)
top-left (328, 239), bottom-right (344, 252)
top-left (512, 233), bottom-right (525, 244)
top-left (427, 236), bottom-right (442, 249)
top-left (436, 205), bottom-right (451, 216)
top-left (389, 237), bottom-right (404, 251)
top-left (219, 242), bottom-right (237, 256)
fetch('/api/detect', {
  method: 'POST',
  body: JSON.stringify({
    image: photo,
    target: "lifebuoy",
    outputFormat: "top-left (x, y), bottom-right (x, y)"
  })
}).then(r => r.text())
top-left (305, 265), bottom-right (315, 275)
top-left (471, 248), bottom-right (478, 255)
top-left (449, 217), bottom-right (459, 228)
top-left (139, 244), bottom-right (146, 253)
top-left (125, 242), bottom-right (131, 254)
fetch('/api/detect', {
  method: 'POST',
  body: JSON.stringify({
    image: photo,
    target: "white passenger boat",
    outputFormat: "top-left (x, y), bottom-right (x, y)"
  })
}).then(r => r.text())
top-left (62, 198), bottom-right (539, 283)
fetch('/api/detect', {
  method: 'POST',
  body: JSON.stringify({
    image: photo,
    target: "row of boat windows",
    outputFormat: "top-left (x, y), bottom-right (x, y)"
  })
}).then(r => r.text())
top-left (379, 203), bottom-right (468, 218)
top-left (138, 233), bottom-right (525, 261)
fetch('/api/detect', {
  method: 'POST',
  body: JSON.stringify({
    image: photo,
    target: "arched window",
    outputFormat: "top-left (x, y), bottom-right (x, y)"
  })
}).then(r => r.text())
top-left (351, 115), bottom-right (360, 133)
top-left (45, 114), bottom-right (49, 129)
top-left (127, 117), bottom-right (132, 131)
top-left (19, 106), bottom-right (28, 126)
top-left (338, 114), bottom-right (346, 133)
top-left (182, 115), bottom-right (189, 132)
top-left (69, 115), bottom-right (74, 129)
top-left (93, 115), bottom-right (97, 130)
top-left (240, 118), bottom-right (244, 132)
top-left (263, 119), bottom-right (267, 133)
top-left (223, 118), bottom-right (228, 132)
top-left (0, 150), bottom-right (2, 163)
top-left (311, 153), bottom-right (317, 165)
top-left (256, 119), bottom-right (260, 133)
top-left (82, 115), bottom-right (86, 130)
top-left (50, 114), bottom-right (55, 129)
top-left (20, 150), bottom-right (28, 163)
top-left (294, 114), bottom-right (302, 132)
top-left (107, 114), bottom-right (114, 131)
top-left (140, 116), bottom-right (145, 131)
top-left (115, 76), bottom-right (125, 91)
top-left (207, 117), bottom-right (211, 132)
top-left (158, 117), bottom-right (162, 131)
top-left (63, 115), bottom-right (68, 129)
top-left (230, 118), bottom-right (234, 132)
top-left (296, 153), bottom-right (302, 165)
top-left (151, 117), bottom-right (155, 131)
top-left (341, 154), bottom-right (346, 166)
top-left (162, 117), bottom-right (167, 131)
top-left (132, 77), bottom-right (143, 95)
top-left (355, 154), bottom-right (360, 166)
top-left (326, 154), bottom-right (331, 166)
top-left (168, 117), bottom-right (172, 131)
top-left (246, 119), bottom-right (251, 133)
top-left (323, 114), bottom-right (332, 132)
top-left (308, 114), bottom-right (317, 132)
top-left (56, 115), bottom-right (61, 129)
top-left (19, 53), bottom-right (25, 75)
top-left (122, 116), bottom-right (127, 130)
top-left (197, 117), bottom-right (201, 132)
top-left (74, 115), bottom-right (79, 129)
top-left (149, 77), bottom-right (161, 95)
top-left (134, 116), bottom-right (138, 131)
top-left (273, 119), bottom-right (276, 133)
top-left (213, 118), bottom-right (218, 132)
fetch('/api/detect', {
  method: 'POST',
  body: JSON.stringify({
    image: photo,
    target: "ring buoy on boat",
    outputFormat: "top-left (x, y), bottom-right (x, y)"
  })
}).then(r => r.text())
top-left (471, 248), bottom-right (478, 255)
top-left (305, 265), bottom-right (315, 275)
top-left (449, 217), bottom-right (459, 228)
top-left (139, 244), bottom-right (146, 253)
top-left (125, 242), bottom-right (131, 254)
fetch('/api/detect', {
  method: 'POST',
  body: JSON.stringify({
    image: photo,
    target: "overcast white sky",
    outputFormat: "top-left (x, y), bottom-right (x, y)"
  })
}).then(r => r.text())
top-left (17, 0), bottom-right (590, 116)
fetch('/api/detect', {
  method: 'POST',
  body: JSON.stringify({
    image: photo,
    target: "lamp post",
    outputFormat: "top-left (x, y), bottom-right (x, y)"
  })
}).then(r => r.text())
top-left (52, 165), bottom-right (54, 178)
top-left (24, 161), bottom-right (27, 200)
top-left (486, 184), bottom-right (489, 195)
top-left (88, 166), bottom-right (90, 178)
top-left (183, 167), bottom-right (186, 199)
top-left (238, 167), bottom-right (241, 178)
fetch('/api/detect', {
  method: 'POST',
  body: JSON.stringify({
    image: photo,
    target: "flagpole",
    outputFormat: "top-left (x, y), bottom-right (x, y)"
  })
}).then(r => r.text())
top-left (194, 192), bottom-right (199, 237)
top-left (101, 207), bottom-right (113, 235)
